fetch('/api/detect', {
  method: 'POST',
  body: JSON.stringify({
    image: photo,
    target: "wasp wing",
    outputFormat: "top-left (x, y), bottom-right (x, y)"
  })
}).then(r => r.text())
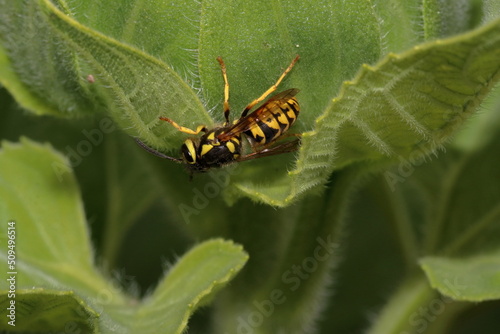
top-left (235, 138), bottom-right (301, 162)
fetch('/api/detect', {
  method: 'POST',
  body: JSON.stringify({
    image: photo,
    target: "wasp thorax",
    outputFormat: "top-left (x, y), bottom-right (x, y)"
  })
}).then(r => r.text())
top-left (178, 129), bottom-right (242, 172)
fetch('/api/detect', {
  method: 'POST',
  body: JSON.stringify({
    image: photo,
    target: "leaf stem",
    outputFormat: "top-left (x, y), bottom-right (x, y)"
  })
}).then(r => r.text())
top-left (368, 276), bottom-right (472, 334)
top-left (367, 278), bottom-right (433, 334)
top-left (443, 202), bottom-right (500, 255)
top-left (380, 178), bottom-right (420, 272)
top-left (423, 157), bottom-right (467, 254)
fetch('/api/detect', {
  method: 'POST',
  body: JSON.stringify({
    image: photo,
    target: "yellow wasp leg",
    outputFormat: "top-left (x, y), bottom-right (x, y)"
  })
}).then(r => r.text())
top-left (217, 57), bottom-right (231, 125)
top-left (241, 55), bottom-right (300, 117)
top-left (159, 117), bottom-right (207, 135)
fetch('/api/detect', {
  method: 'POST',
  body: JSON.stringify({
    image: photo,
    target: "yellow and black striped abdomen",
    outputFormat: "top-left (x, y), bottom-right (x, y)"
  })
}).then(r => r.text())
top-left (245, 97), bottom-right (300, 145)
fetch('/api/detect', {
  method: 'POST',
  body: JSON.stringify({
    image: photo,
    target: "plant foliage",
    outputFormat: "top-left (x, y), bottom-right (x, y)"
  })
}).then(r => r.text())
top-left (1, 0), bottom-right (500, 333)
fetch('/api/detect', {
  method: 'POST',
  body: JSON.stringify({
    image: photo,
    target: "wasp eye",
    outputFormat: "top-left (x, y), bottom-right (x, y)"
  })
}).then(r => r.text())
top-left (181, 140), bottom-right (197, 164)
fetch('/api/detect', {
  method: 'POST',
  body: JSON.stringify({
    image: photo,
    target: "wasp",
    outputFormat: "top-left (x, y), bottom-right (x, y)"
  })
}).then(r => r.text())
top-left (135, 55), bottom-right (301, 172)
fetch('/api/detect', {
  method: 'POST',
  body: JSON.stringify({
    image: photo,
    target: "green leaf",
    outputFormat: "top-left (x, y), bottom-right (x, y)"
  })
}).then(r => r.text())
top-left (0, 138), bottom-right (121, 296)
top-left (0, 0), bottom-right (210, 149)
top-left (2, 2), bottom-right (500, 333)
top-left (0, 138), bottom-right (248, 333)
top-left (68, 0), bottom-right (201, 79)
top-left (421, 252), bottom-right (500, 301)
top-left (211, 169), bottom-right (361, 334)
top-left (1, 1), bottom-right (500, 207)
top-left (366, 279), bottom-right (436, 334)
top-left (99, 133), bottom-right (165, 266)
top-left (0, 45), bottom-right (63, 117)
top-left (248, 18), bottom-right (500, 206)
top-left (365, 86), bottom-right (500, 332)
top-left (423, 128), bottom-right (500, 256)
top-left (198, 0), bottom-right (381, 117)
top-left (0, 138), bottom-right (125, 331)
top-left (416, 122), bottom-right (500, 302)
top-left (136, 239), bottom-right (248, 333)
top-left (199, 0), bottom-right (383, 205)
top-left (422, 0), bottom-right (478, 39)
top-left (451, 84), bottom-right (500, 152)
top-left (0, 289), bottom-right (99, 332)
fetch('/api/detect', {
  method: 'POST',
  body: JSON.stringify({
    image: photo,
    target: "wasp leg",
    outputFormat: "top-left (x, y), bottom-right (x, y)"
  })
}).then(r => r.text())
top-left (159, 117), bottom-right (207, 135)
top-left (241, 55), bottom-right (300, 118)
top-left (217, 57), bottom-right (231, 125)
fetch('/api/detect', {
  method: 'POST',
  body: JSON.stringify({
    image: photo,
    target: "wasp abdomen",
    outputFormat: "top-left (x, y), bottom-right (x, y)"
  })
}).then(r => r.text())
top-left (245, 97), bottom-right (300, 145)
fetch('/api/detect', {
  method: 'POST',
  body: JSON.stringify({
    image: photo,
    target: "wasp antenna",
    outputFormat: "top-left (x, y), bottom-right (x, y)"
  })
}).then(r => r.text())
top-left (134, 138), bottom-right (182, 163)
